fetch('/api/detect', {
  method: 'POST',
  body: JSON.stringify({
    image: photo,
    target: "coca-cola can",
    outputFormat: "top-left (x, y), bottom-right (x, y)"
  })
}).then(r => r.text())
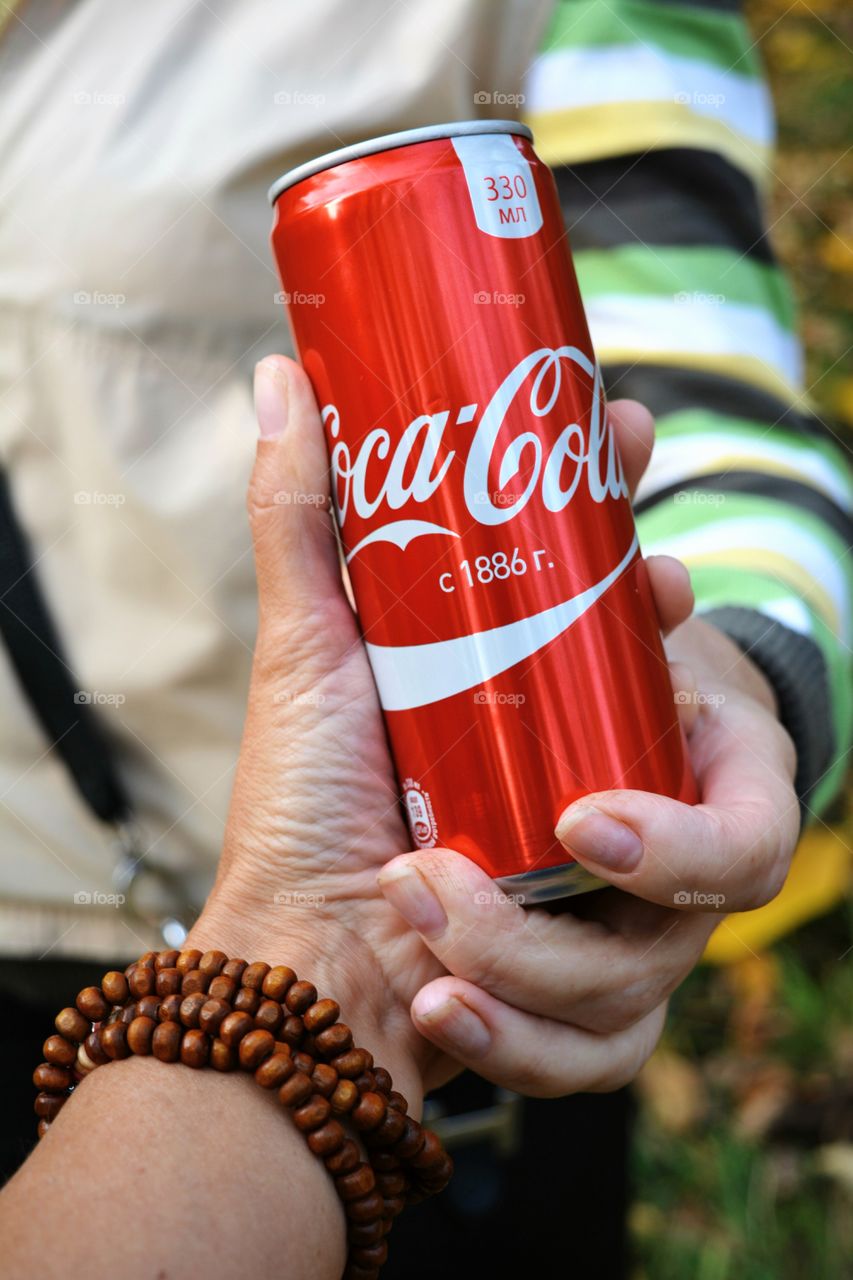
top-left (269, 121), bottom-right (695, 901)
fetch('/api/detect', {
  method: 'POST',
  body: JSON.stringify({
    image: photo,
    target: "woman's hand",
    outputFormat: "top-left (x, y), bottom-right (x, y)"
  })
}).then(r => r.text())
top-left (190, 354), bottom-right (798, 1102)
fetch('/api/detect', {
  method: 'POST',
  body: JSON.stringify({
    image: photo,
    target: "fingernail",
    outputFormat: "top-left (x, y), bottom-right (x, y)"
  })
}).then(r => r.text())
top-left (377, 863), bottom-right (447, 940)
top-left (555, 804), bottom-right (643, 872)
top-left (414, 991), bottom-right (491, 1058)
top-left (254, 359), bottom-right (289, 439)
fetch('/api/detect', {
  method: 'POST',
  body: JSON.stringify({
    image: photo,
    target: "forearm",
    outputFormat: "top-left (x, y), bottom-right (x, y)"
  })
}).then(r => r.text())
top-left (0, 905), bottom-right (423, 1279)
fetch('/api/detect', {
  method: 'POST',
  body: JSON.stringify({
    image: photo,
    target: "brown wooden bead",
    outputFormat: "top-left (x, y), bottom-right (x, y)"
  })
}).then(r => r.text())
top-left (351, 1091), bottom-right (387, 1133)
top-left (138, 951), bottom-right (158, 968)
top-left (154, 949), bottom-right (180, 971)
top-left (55, 1007), bottom-right (90, 1043)
top-left (353, 1071), bottom-right (376, 1093)
top-left (351, 1243), bottom-right (388, 1269)
top-left (382, 1195), bottom-right (405, 1219)
top-left (254, 1054), bottom-right (294, 1090)
top-left (43, 1035), bottom-right (77, 1068)
top-left (127, 1016), bottom-right (157, 1056)
top-left (336, 1163), bottom-right (376, 1201)
top-left (135, 995), bottom-right (160, 1022)
top-left (306, 1119), bottom-right (346, 1156)
top-left (280, 1015), bottom-right (304, 1048)
top-left (210, 1039), bottom-right (238, 1072)
top-left (152, 1021), bottom-right (182, 1062)
top-left (238, 1029), bottom-right (275, 1070)
top-left (301, 1033), bottom-right (318, 1058)
top-left (273, 1041), bottom-right (294, 1056)
top-left (180, 1029), bottom-right (209, 1069)
top-left (369, 1152), bottom-right (400, 1173)
top-left (100, 1022), bottom-right (131, 1061)
top-left (292, 1050), bottom-right (314, 1076)
top-left (176, 948), bottom-right (202, 975)
top-left (331, 1048), bottom-right (369, 1079)
top-left (347, 1220), bottom-right (385, 1247)
top-left (345, 1190), bottom-right (383, 1223)
top-left (372, 1068), bottom-right (392, 1095)
top-left (219, 1011), bottom-right (255, 1047)
top-left (364, 1106), bottom-right (406, 1147)
top-left (376, 1171), bottom-right (406, 1198)
top-left (37, 1119), bottom-right (51, 1141)
top-left (330, 1079), bottom-right (359, 1114)
top-left (221, 958), bottom-right (247, 983)
top-left (158, 994), bottom-right (183, 1023)
top-left (124, 962), bottom-right (137, 980)
top-left (315, 1023), bottom-right (353, 1056)
top-left (116, 1004), bottom-right (136, 1026)
top-left (254, 999), bottom-right (284, 1035)
top-left (292, 1094), bottom-right (331, 1132)
top-left (410, 1128), bottom-right (444, 1169)
top-left (415, 1153), bottom-right (453, 1190)
top-left (198, 998), bottom-right (231, 1036)
top-left (181, 968), bottom-right (210, 996)
top-left (33, 1062), bottom-right (71, 1092)
top-left (76, 986), bottom-right (109, 1021)
top-left (34, 1091), bottom-right (65, 1120)
top-left (285, 980), bottom-right (317, 1014)
top-left (101, 971), bottom-right (129, 1005)
top-left (261, 964), bottom-right (296, 1000)
top-left (84, 1030), bottom-right (109, 1066)
top-left (387, 1090), bottom-right (407, 1113)
top-left (199, 949), bottom-right (227, 977)
top-left (179, 992), bottom-right (207, 1028)
top-left (361, 1051), bottom-right (374, 1071)
top-left (155, 967), bottom-right (181, 997)
top-left (242, 961), bottom-right (270, 991)
top-left (208, 975), bottom-right (237, 1003)
top-left (303, 998), bottom-right (340, 1033)
top-left (277, 1072), bottom-right (314, 1109)
top-left (325, 1139), bottom-right (361, 1176)
top-left (128, 966), bottom-right (156, 999)
top-left (394, 1116), bottom-right (425, 1160)
top-left (233, 987), bottom-right (260, 1016)
top-left (311, 1063), bottom-right (337, 1097)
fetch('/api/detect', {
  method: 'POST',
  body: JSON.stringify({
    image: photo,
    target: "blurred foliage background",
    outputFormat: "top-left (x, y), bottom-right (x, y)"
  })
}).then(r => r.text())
top-left (630, 3), bottom-right (853, 1277)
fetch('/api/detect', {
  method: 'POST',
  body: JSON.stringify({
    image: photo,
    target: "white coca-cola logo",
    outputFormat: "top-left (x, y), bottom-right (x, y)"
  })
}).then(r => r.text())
top-left (323, 345), bottom-right (628, 562)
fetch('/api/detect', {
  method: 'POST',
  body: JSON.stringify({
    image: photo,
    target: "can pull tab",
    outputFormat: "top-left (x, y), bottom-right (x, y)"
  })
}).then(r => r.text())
top-left (111, 820), bottom-right (192, 948)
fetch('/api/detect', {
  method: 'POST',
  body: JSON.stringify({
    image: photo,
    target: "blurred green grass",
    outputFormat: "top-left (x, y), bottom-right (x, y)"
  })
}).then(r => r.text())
top-left (630, 5), bottom-right (853, 1276)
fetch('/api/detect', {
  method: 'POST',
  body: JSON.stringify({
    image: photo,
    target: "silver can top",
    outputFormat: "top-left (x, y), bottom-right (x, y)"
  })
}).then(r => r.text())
top-left (268, 119), bottom-right (533, 205)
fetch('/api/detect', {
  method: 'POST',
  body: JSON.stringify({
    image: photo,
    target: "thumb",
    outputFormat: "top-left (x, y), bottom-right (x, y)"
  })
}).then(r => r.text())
top-left (250, 356), bottom-right (345, 636)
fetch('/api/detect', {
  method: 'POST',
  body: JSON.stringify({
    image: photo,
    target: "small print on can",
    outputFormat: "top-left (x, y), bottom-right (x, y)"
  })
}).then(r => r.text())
top-left (269, 120), bottom-right (695, 902)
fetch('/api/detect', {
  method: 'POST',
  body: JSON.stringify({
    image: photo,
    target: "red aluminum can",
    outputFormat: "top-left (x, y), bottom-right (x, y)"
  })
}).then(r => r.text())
top-left (269, 121), bottom-right (695, 901)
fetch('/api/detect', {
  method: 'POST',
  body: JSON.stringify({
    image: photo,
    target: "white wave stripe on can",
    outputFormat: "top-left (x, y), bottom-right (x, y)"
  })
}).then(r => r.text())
top-left (637, 433), bottom-right (853, 511)
top-left (365, 534), bottom-right (638, 712)
top-left (644, 517), bottom-right (852, 644)
top-left (524, 44), bottom-right (774, 147)
top-left (585, 295), bottom-right (804, 392)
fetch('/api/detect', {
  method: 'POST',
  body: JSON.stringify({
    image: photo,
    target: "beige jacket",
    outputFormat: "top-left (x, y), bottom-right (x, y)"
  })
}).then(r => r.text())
top-left (0, 0), bottom-right (551, 957)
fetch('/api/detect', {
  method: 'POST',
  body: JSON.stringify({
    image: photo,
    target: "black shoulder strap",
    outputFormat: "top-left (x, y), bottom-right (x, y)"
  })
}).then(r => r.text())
top-left (0, 467), bottom-right (132, 826)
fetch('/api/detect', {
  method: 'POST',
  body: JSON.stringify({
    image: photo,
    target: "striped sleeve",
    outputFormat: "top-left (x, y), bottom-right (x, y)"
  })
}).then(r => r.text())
top-left (523, 0), bottom-right (853, 818)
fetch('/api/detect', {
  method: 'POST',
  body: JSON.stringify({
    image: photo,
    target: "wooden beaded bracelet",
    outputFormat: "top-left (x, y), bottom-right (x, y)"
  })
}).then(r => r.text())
top-left (33, 948), bottom-right (453, 1280)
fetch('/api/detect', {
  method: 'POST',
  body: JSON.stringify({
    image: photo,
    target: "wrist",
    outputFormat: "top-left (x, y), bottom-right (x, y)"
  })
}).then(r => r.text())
top-left (187, 879), bottom-right (425, 1117)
